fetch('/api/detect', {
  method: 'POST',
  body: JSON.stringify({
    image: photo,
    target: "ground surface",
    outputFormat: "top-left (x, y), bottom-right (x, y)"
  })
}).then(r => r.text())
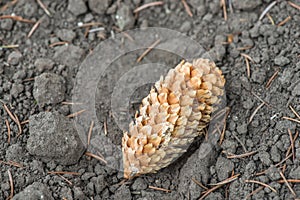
top-left (1, 0), bottom-right (300, 199)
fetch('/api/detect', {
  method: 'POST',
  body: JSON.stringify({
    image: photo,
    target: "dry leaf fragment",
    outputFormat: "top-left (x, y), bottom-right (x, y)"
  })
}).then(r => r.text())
top-left (122, 58), bottom-right (225, 179)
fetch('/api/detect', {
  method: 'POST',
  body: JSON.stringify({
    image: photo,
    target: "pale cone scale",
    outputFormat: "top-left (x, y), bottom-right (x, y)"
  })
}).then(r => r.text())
top-left (122, 58), bottom-right (225, 179)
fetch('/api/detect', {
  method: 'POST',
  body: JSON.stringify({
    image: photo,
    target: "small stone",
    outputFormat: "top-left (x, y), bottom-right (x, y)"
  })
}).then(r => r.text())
top-left (54, 45), bottom-right (85, 67)
top-left (0, 19), bottom-right (13, 30)
top-left (10, 83), bottom-right (24, 98)
top-left (116, 3), bottom-right (135, 30)
top-left (12, 182), bottom-right (54, 200)
top-left (13, 70), bottom-right (26, 80)
top-left (5, 144), bottom-right (25, 162)
top-left (270, 146), bottom-right (281, 162)
top-left (56, 29), bottom-right (76, 41)
top-left (266, 165), bottom-right (281, 181)
top-left (73, 187), bottom-right (87, 200)
top-left (7, 51), bottom-right (22, 66)
top-left (251, 69), bottom-right (266, 84)
top-left (35, 58), bottom-right (55, 72)
top-left (232, 0), bottom-right (262, 10)
top-left (131, 177), bottom-right (147, 190)
top-left (88, 0), bottom-right (112, 15)
top-left (292, 82), bottom-right (300, 96)
top-left (180, 21), bottom-right (192, 32)
top-left (26, 111), bottom-right (85, 165)
top-left (289, 166), bottom-right (300, 179)
top-left (92, 175), bottom-right (107, 193)
top-left (274, 56), bottom-right (290, 66)
top-left (23, 0), bottom-right (38, 17)
top-left (236, 123), bottom-right (248, 134)
top-left (33, 73), bottom-right (66, 105)
top-left (113, 185), bottom-right (132, 200)
top-left (68, 0), bottom-right (87, 16)
top-left (215, 156), bottom-right (234, 181)
top-left (258, 151), bottom-right (272, 166)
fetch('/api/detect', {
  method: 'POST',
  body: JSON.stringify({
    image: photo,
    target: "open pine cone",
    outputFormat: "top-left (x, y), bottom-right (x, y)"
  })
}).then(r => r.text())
top-left (122, 58), bottom-right (225, 179)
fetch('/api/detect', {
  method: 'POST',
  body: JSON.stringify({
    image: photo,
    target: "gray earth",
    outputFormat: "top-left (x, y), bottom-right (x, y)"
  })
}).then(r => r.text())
top-left (0, 0), bottom-right (300, 199)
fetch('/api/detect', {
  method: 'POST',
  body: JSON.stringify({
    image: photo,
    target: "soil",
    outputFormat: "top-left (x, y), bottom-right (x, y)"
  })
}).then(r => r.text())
top-left (1, 0), bottom-right (300, 200)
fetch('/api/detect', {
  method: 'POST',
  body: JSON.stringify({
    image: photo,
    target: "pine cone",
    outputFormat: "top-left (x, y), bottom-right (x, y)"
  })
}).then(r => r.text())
top-left (122, 58), bottom-right (225, 179)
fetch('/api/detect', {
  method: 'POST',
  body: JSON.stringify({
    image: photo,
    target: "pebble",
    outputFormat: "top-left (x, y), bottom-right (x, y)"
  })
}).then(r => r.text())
top-left (265, 165), bottom-right (281, 181)
top-left (7, 51), bottom-right (22, 66)
top-left (232, 0), bottom-right (262, 10)
top-left (35, 58), bottom-right (55, 72)
top-left (289, 166), bottom-right (300, 179)
top-left (56, 29), bottom-right (76, 41)
top-left (53, 45), bottom-right (85, 67)
top-left (131, 177), bottom-right (147, 190)
top-left (68, 0), bottom-right (87, 16)
top-left (292, 82), bottom-right (300, 96)
top-left (251, 69), bottom-right (266, 84)
top-left (23, 0), bottom-right (37, 17)
top-left (116, 3), bottom-right (135, 30)
top-left (88, 0), bottom-right (112, 15)
top-left (5, 144), bottom-right (25, 162)
top-left (113, 185), bottom-right (132, 200)
top-left (215, 156), bottom-right (234, 181)
top-left (236, 123), bottom-right (248, 134)
top-left (33, 73), bottom-right (66, 105)
top-left (258, 151), bottom-right (272, 166)
top-left (91, 175), bottom-right (107, 193)
top-left (0, 19), bottom-right (13, 31)
top-left (10, 83), bottom-right (24, 98)
top-left (13, 70), bottom-right (27, 80)
top-left (180, 21), bottom-right (192, 32)
top-left (26, 111), bottom-right (85, 165)
top-left (274, 55), bottom-right (290, 66)
top-left (12, 182), bottom-right (54, 200)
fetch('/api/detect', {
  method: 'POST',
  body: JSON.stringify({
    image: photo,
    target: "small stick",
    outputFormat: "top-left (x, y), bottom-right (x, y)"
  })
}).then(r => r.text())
top-left (191, 178), bottom-right (208, 190)
top-left (27, 19), bottom-right (41, 38)
top-left (36, 0), bottom-right (51, 16)
top-left (259, 1), bottom-right (277, 21)
top-left (87, 121), bottom-right (94, 146)
top-left (76, 22), bottom-right (104, 28)
top-left (277, 16), bottom-right (291, 27)
top-left (277, 179), bottom-right (300, 183)
top-left (67, 109), bottom-right (86, 118)
top-left (266, 13), bottom-right (275, 25)
top-left (20, 120), bottom-right (29, 125)
top-left (48, 171), bottom-right (80, 175)
top-left (88, 27), bottom-right (105, 33)
top-left (0, 160), bottom-right (24, 168)
top-left (58, 174), bottom-right (72, 185)
top-left (225, 151), bottom-right (257, 159)
top-left (148, 185), bottom-right (171, 193)
top-left (255, 154), bottom-right (292, 176)
top-left (14, 113), bottom-right (22, 137)
top-left (7, 169), bottom-right (14, 199)
top-left (279, 171), bottom-right (296, 196)
top-left (49, 41), bottom-right (69, 47)
top-left (236, 46), bottom-right (253, 51)
top-left (181, 0), bottom-right (193, 17)
top-left (245, 180), bottom-right (277, 193)
top-left (245, 186), bottom-right (264, 200)
top-left (104, 120), bottom-right (107, 135)
top-left (209, 174), bottom-right (240, 186)
top-left (251, 92), bottom-right (271, 107)
top-left (1, 0), bottom-right (18, 12)
top-left (5, 119), bottom-right (11, 144)
top-left (133, 1), bottom-right (164, 13)
top-left (136, 39), bottom-right (160, 63)
top-left (289, 105), bottom-right (300, 120)
top-left (282, 116), bottom-right (300, 124)
top-left (266, 70), bottom-right (279, 89)
top-left (85, 152), bottom-right (107, 164)
top-left (221, 0), bottom-right (227, 21)
top-left (0, 45), bottom-right (19, 49)
top-left (249, 102), bottom-right (265, 123)
top-left (288, 1), bottom-right (300, 11)
top-left (241, 55), bottom-right (250, 77)
top-left (0, 15), bottom-right (35, 23)
top-left (61, 101), bottom-right (83, 105)
top-left (287, 129), bottom-right (295, 161)
top-left (231, 131), bottom-right (248, 153)
top-left (3, 104), bottom-right (17, 123)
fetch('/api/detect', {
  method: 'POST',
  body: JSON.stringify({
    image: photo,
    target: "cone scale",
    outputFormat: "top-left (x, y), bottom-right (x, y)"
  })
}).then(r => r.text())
top-left (122, 58), bottom-right (225, 179)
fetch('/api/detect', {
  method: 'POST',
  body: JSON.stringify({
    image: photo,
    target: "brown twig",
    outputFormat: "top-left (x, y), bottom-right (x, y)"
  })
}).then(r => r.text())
top-left (133, 1), bottom-right (164, 13)
top-left (21, 120), bottom-right (29, 125)
top-left (266, 70), bottom-right (279, 89)
top-left (14, 113), bottom-right (22, 137)
top-left (191, 178), bottom-right (208, 190)
top-left (287, 129), bottom-right (295, 161)
top-left (48, 171), bottom-right (80, 175)
top-left (266, 13), bottom-right (275, 25)
top-left (225, 151), bottom-right (257, 159)
top-left (282, 116), bottom-right (300, 124)
top-left (5, 119), bottom-right (11, 144)
top-left (221, 0), bottom-right (227, 21)
top-left (218, 108), bottom-right (230, 145)
top-left (251, 92), bottom-right (271, 107)
top-left (288, 1), bottom-right (300, 11)
top-left (277, 16), bottom-right (291, 27)
top-left (27, 19), bottom-right (41, 38)
top-left (58, 174), bottom-right (72, 185)
top-left (289, 105), bottom-right (300, 120)
top-left (236, 46), bottom-right (253, 51)
top-left (0, 15), bottom-right (35, 23)
top-left (209, 174), bottom-right (240, 186)
top-left (1, 0), bottom-right (18, 12)
top-left (0, 160), bottom-right (24, 168)
top-left (136, 39), bottom-right (160, 63)
top-left (3, 104), bottom-right (17, 123)
top-left (181, 0), bottom-right (193, 17)
top-left (85, 152), bottom-right (107, 164)
top-left (245, 186), bottom-right (264, 199)
top-left (49, 41), bottom-right (69, 47)
top-left (249, 102), bottom-right (265, 123)
top-left (67, 109), bottom-right (86, 118)
top-left (149, 185), bottom-right (171, 193)
top-left (7, 169), bottom-right (14, 200)
top-left (245, 180), bottom-right (277, 193)
top-left (278, 179), bottom-right (300, 183)
top-left (36, 0), bottom-right (51, 16)
top-left (279, 171), bottom-right (296, 196)
top-left (87, 121), bottom-right (94, 146)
